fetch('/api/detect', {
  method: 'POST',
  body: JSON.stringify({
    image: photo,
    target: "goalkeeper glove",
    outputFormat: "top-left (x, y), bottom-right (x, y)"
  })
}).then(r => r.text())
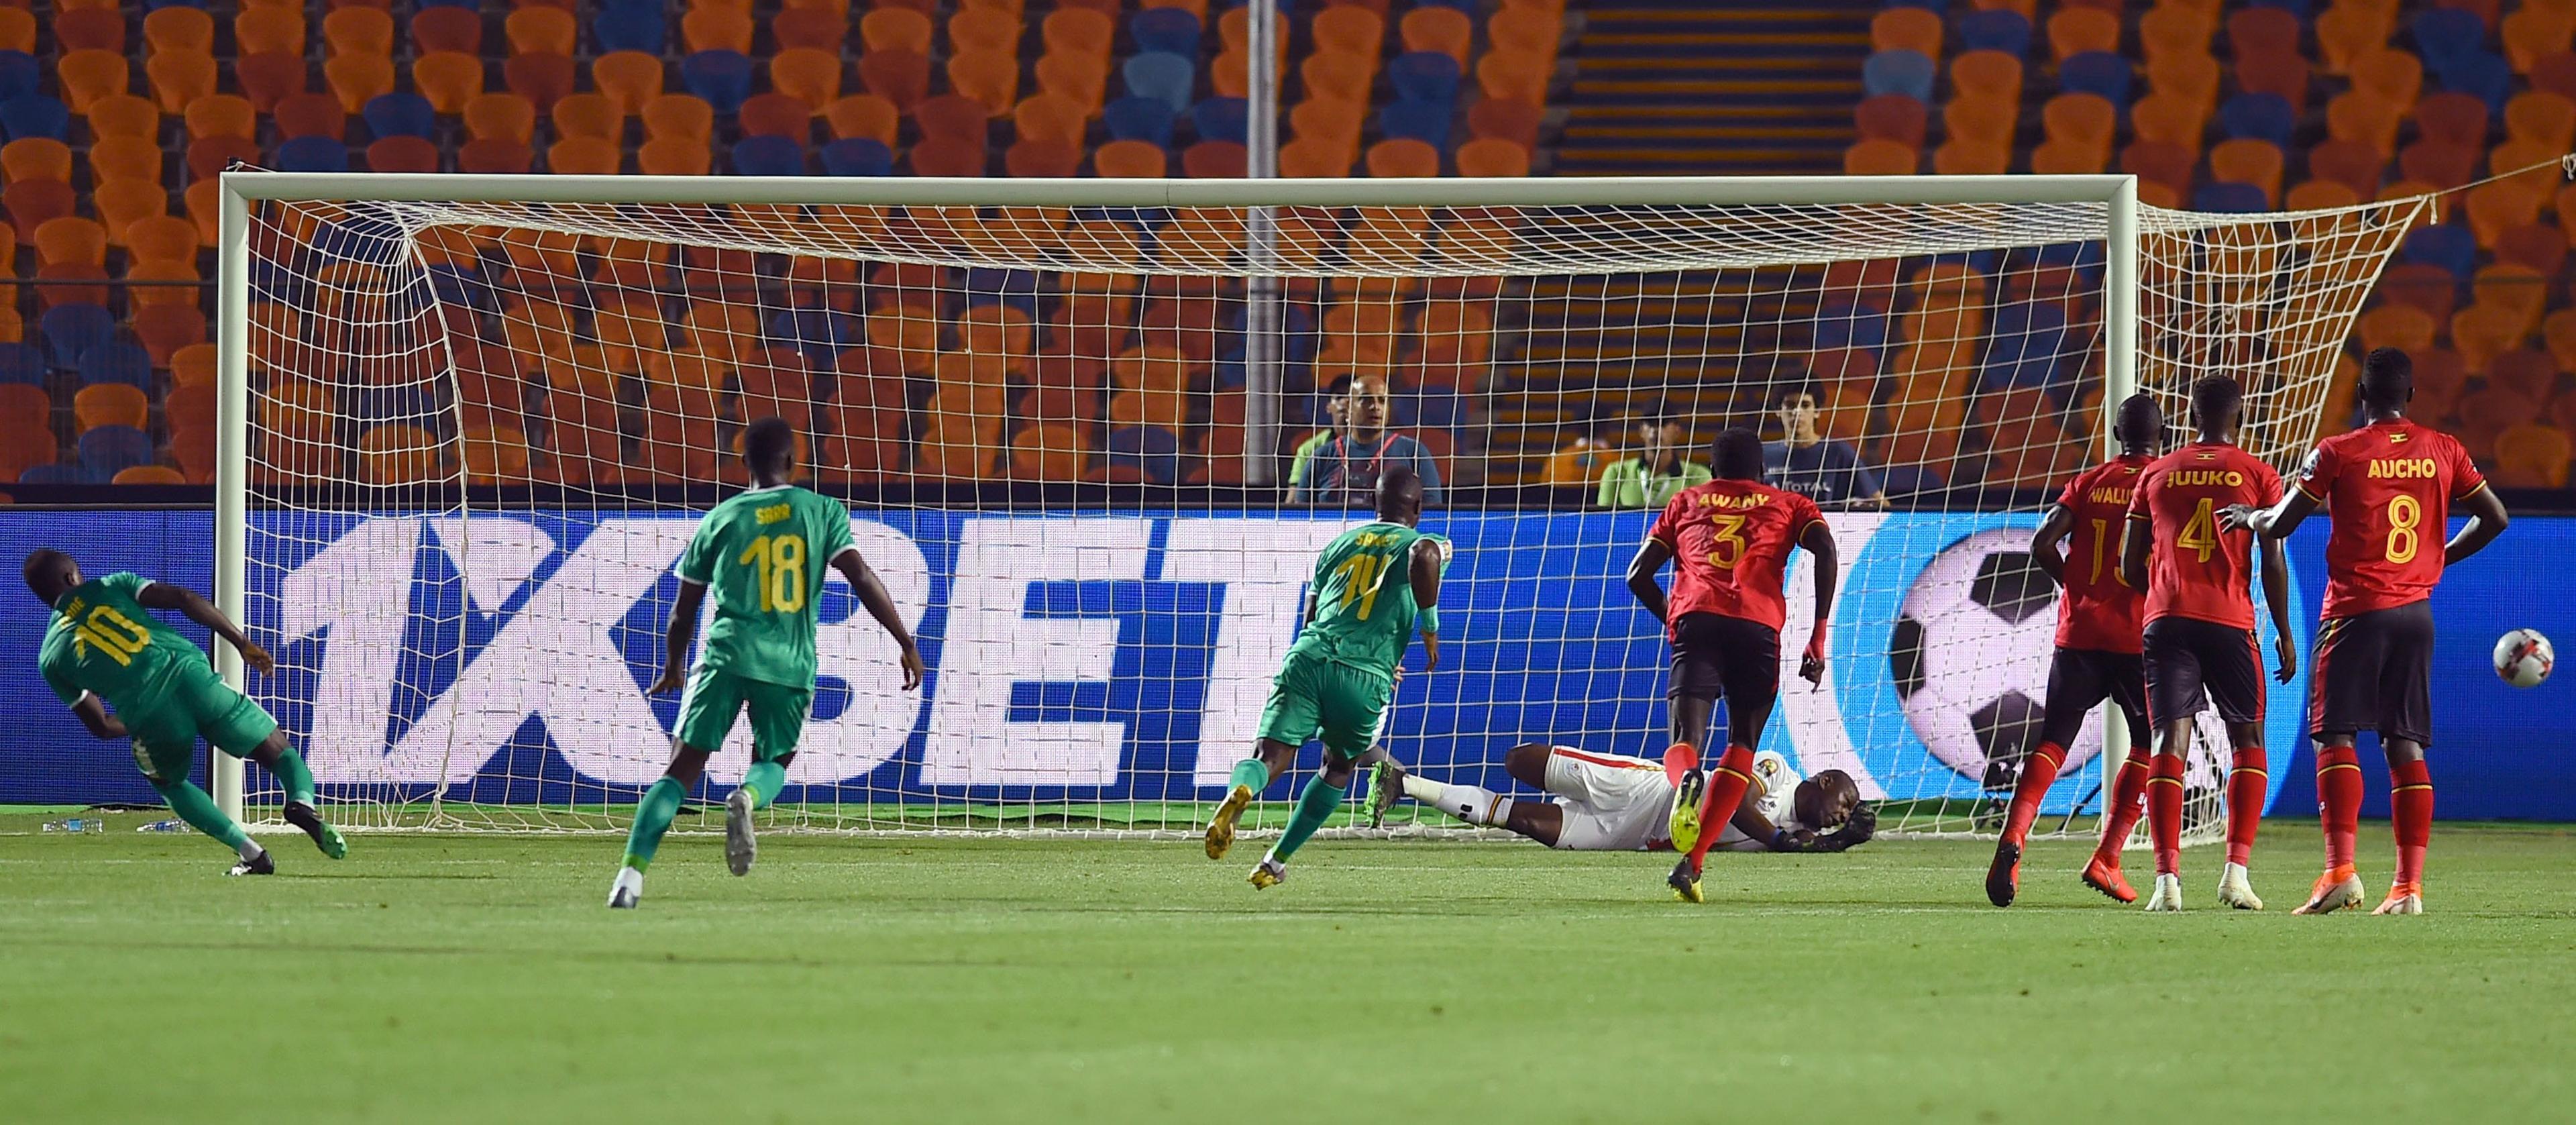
top-left (1810, 803), bottom-right (1878, 853)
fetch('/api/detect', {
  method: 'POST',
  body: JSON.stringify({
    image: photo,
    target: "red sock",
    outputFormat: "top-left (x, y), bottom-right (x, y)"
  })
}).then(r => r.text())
top-left (2092, 750), bottom-right (2152, 865)
top-left (1686, 745), bottom-right (1758, 865)
top-left (2314, 745), bottom-right (2363, 871)
top-left (2391, 757), bottom-right (2432, 887)
top-left (2147, 753), bottom-right (2186, 875)
top-left (2226, 745), bottom-right (2267, 867)
top-left (2001, 742), bottom-right (2065, 847)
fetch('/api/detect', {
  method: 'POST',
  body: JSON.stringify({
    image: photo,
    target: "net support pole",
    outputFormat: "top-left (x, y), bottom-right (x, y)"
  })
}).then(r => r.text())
top-left (2095, 175), bottom-right (2140, 837)
top-left (1241, 0), bottom-right (1283, 486)
top-left (211, 179), bottom-right (252, 823)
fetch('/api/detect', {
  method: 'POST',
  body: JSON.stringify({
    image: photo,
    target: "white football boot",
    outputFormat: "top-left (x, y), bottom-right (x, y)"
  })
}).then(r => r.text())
top-left (2143, 872), bottom-right (2185, 912)
top-left (2216, 862), bottom-right (2264, 910)
top-left (606, 867), bottom-right (644, 909)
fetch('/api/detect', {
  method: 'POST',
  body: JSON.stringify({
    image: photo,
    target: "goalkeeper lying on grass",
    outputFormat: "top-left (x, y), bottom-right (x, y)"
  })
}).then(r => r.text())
top-left (1369, 742), bottom-right (1873, 854)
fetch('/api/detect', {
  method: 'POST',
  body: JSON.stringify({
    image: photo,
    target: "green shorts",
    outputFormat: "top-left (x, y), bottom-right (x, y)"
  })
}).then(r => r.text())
top-left (674, 664), bottom-right (812, 761)
top-left (1254, 651), bottom-right (1392, 760)
top-left (126, 660), bottom-right (280, 785)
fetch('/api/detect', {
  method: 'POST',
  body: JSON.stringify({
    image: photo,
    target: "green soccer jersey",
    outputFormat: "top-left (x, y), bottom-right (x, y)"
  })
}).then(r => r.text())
top-left (674, 485), bottom-right (857, 689)
top-left (1287, 521), bottom-right (1430, 681)
top-left (39, 572), bottom-right (210, 711)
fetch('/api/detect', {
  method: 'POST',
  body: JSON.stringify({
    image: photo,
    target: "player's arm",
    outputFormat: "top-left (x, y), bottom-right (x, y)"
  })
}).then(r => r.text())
top-left (2259, 534), bottom-right (2296, 683)
top-left (1409, 537), bottom-right (1442, 673)
top-left (648, 580), bottom-right (707, 695)
top-left (830, 547), bottom-right (926, 690)
top-left (136, 582), bottom-right (274, 674)
top-left (1798, 519), bottom-right (1837, 686)
top-left (2446, 484), bottom-right (2510, 565)
top-left (1625, 538), bottom-right (1672, 625)
top-left (2118, 513), bottom-right (2150, 592)
top-left (69, 693), bottom-right (125, 740)
top-left (1727, 775), bottom-right (1809, 852)
top-left (2029, 503), bottom-right (2075, 588)
top-left (2219, 489), bottom-right (2316, 541)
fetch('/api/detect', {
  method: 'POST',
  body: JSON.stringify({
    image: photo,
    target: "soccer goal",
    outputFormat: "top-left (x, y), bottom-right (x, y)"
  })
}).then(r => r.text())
top-left (213, 171), bottom-right (2428, 845)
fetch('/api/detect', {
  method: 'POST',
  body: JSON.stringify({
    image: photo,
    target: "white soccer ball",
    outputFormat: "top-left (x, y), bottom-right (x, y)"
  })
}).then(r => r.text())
top-left (2493, 629), bottom-right (2553, 688)
top-left (1889, 529), bottom-right (2072, 781)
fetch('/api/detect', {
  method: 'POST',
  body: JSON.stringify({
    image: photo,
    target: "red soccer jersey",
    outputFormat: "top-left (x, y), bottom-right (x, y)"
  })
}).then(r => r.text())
top-left (2125, 441), bottom-right (2283, 630)
top-left (2053, 455), bottom-right (2151, 653)
top-left (2296, 419), bottom-right (2489, 619)
top-left (1648, 479), bottom-right (1826, 635)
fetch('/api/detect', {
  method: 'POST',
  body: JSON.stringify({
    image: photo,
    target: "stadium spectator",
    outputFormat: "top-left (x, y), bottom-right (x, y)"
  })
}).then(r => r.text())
top-left (1289, 374), bottom-right (1445, 507)
top-left (1540, 409), bottom-right (1633, 492)
top-left (1595, 417), bottom-right (1711, 508)
top-left (1764, 385), bottom-right (1887, 509)
top-left (1286, 375), bottom-right (1352, 493)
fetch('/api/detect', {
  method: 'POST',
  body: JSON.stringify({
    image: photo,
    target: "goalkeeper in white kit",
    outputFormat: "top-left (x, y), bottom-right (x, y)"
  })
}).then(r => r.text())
top-left (1368, 742), bottom-right (1872, 854)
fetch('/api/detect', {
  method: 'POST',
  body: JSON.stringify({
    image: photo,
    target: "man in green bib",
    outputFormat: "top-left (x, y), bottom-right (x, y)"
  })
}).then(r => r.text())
top-left (29, 549), bottom-right (345, 875)
top-left (1204, 467), bottom-right (1446, 889)
top-left (609, 418), bottom-right (925, 909)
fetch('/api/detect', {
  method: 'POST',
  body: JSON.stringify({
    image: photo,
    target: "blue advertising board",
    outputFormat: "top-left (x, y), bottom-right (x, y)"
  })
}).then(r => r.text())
top-left (0, 506), bottom-right (2565, 819)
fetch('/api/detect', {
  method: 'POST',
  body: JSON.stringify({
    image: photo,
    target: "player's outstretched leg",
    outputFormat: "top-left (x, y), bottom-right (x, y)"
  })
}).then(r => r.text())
top-left (149, 775), bottom-right (271, 875)
top-left (1252, 759), bottom-right (1350, 890)
top-left (1988, 741), bottom-right (2069, 907)
top-left (1366, 760), bottom-right (1401, 828)
top-left (1670, 743), bottom-right (1757, 904)
top-left (1205, 756), bottom-right (1270, 861)
top-left (259, 739), bottom-right (345, 860)
top-left (2082, 750), bottom-right (2151, 904)
top-left (610, 774), bottom-right (688, 908)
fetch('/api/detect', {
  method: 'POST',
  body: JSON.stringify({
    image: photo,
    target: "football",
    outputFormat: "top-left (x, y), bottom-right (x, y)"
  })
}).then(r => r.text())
top-left (2494, 629), bottom-right (2554, 688)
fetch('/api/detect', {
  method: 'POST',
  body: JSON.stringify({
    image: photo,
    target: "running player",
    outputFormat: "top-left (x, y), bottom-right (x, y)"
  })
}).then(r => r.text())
top-left (608, 417), bottom-right (925, 909)
top-left (1987, 393), bottom-right (2162, 907)
top-left (29, 549), bottom-right (345, 875)
top-left (1625, 427), bottom-right (1839, 903)
top-left (2119, 375), bottom-right (2295, 912)
top-left (1368, 743), bottom-right (1872, 855)
top-left (1202, 467), bottom-right (1444, 890)
top-left (2222, 347), bottom-right (2509, 915)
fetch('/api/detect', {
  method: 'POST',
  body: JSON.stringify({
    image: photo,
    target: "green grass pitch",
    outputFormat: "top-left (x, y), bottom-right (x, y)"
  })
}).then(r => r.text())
top-left (3, 812), bottom-right (2570, 1124)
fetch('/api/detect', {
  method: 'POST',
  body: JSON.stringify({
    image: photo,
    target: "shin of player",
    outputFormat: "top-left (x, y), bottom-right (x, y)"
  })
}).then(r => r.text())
top-left (1990, 393), bottom-right (2161, 907)
top-left (28, 549), bottom-right (346, 875)
top-left (2120, 376), bottom-right (2295, 912)
top-left (1203, 468), bottom-right (1444, 889)
top-left (2225, 347), bottom-right (2509, 915)
top-left (611, 419), bottom-right (925, 909)
top-left (1624, 429), bottom-right (1837, 904)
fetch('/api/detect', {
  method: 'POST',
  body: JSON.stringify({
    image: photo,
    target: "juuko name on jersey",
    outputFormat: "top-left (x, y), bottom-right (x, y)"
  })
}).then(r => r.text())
top-left (2162, 469), bottom-right (2251, 488)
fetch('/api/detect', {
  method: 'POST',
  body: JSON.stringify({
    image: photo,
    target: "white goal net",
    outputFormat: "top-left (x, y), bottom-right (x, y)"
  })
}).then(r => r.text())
top-left (221, 174), bottom-right (2424, 845)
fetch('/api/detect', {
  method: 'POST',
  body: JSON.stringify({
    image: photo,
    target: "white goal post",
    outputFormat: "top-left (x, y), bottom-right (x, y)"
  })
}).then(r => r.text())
top-left (211, 171), bottom-right (2425, 843)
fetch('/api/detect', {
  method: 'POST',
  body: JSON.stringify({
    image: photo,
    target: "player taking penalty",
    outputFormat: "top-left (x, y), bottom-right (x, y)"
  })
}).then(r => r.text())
top-left (28, 549), bottom-right (345, 875)
top-left (1987, 394), bottom-right (2162, 907)
top-left (2223, 347), bottom-right (2509, 916)
top-left (1625, 428), bottom-right (1838, 904)
top-left (1202, 468), bottom-right (1442, 890)
top-left (2120, 376), bottom-right (2296, 912)
top-left (608, 417), bottom-right (925, 909)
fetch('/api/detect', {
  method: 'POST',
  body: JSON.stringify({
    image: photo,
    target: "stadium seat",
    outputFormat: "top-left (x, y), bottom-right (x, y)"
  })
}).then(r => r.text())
top-left (464, 94), bottom-right (537, 146)
top-left (739, 93), bottom-right (812, 142)
top-left (682, 51), bottom-right (755, 115)
top-left (0, 96), bottom-right (69, 143)
top-left (186, 136), bottom-right (260, 182)
top-left (1366, 138), bottom-right (1440, 178)
top-left (2308, 139), bottom-right (2387, 197)
top-left (2220, 93), bottom-right (2295, 146)
top-left (732, 136), bottom-right (806, 176)
top-left (683, 7), bottom-right (755, 54)
top-left (277, 136), bottom-right (350, 173)
top-left (506, 7), bottom-right (577, 56)
top-left (772, 49), bottom-right (844, 111)
top-left (1104, 97), bottom-right (1175, 147)
top-left (594, 3), bottom-right (668, 55)
top-left (643, 95), bottom-right (715, 143)
top-left (0, 138), bottom-right (67, 184)
top-left (324, 53), bottom-right (395, 113)
top-left (362, 93), bottom-right (437, 140)
top-left (409, 6), bottom-right (480, 54)
top-left (323, 7), bottom-right (393, 57)
top-left (1123, 53), bottom-right (1196, 113)
top-left (1389, 52), bottom-right (1464, 106)
top-left (1004, 138), bottom-right (1081, 178)
top-left (859, 50), bottom-right (932, 111)
top-left (2508, 91), bottom-right (2576, 151)
top-left (72, 383), bottom-right (146, 434)
top-left (1950, 50), bottom-right (2025, 104)
top-left (2352, 48), bottom-right (2425, 109)
top-left (825, 95), bottom-right (900, 146)
top-left (274, 92), bottom-right (347, 141)
top-left (1455, 137), bottom-right (1530, 177)
top-left (546, 136), bottom-right (621, 175)
top-left (2317, 1), bottom-right (2396, 75)
top-left (1957, 9), bottom-right (2032, 58)
top-left (412, 52), bottom-right (483, 115)
top-left (1380, 99), bottom-right (1452, 146)
top-left (592, 52), bottom-right (665, 116)
top-left (1093, 138), bottom-right (1167, 178)
top-left (947, 51), bottom-right (1020, 115)
top-left (1401, 7), bottom-right (1472, 66)
top-left (34, 218), bottom-right (107, 269)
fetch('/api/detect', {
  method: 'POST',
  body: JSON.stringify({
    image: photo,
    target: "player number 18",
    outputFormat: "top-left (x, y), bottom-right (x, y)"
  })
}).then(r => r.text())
top-left (739, 533), bottom-right (808, 613)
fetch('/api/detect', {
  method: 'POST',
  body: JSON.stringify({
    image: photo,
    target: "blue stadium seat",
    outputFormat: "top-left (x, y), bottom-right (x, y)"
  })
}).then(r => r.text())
top-left (1862, 50), bottom-right (1936, 101)
top-left (2219, 93), bottom-right (2296, 146)
top-left (1378, 99), bottom-right (1452, 146)
top-left (0, 95), bottom-right (68, 143)
top-left (0, 342), bottom-right (45, 385)
top-left (2191, 182), bottom-right (2269, 213)
top-left (1192, 97), bottom-right (1249, 146)
top-left (594, 2), bottom-right (668, 56)
top-left (76, 426), bottom-right (154, 482)
top-left (730, 136), bottom-right (806, 176)
top-left (1812, 301), bottom-right (1889, 356)
top-left (1122, 52), bottom-right (1196, 113)
top-left (1103, 425), bottom-right (1183, 484)
top-left (961, 267), bottom-right (1039, 311)
top-left (1982, 303), bottom-right (2071, 389)
top-left (2402, 221), bottom-right (2479, 280)
top-left (40, 305), bottom-right (116, 369)
top-left (277, 136), bottom-right (349, 172)
top-left (769, 309), bottom-right (861, 365)
top-left (2245, 0), bottom-right (2312, 14)
top-left (426, 264), bottom-right (479, 307)
top-left (682, 52), bottom-right (755, 115)
top-left (2436, 52), bottom-right (2512, 113)
top-left (363, 93), bottom-right (437, 140)
top-left (2056, 52), bottom-right (2133, 105)
top-left (416, 0), bottom-right (480, 8)
top-left (820, 138), bottom-right (894, 177)
top-left (1413, 0), bottom-right (1477, 10)
top-left (2410, 9), bottom-right (2485, 72)
top-left (1956, 9), bottom-right (2031, 58)
top-left (1104, 97), bottom-right (1176, 146)
top-left (1880, 0), bottom-right (1950, 11)
top-left (78, 343), bottom-right (154, 389)
top-left (1131, 9), bottom-right (1201, 57)
top-left (1387, 52), bottom-right (1462, 105)
top-left (18, 464), bottom-right (86, 485)
top-left (144, 0), bottom-right (213, 9)
top-left (0, 52), bottom-right (38, 102)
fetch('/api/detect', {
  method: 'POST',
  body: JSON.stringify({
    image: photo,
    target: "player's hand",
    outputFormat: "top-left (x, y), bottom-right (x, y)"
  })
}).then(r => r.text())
top-left (234, 641), bottom-right (276, 676)
top-left (647, 666), bottom-right (687, 695)
top-left (1421, 634), bottom-right (1440, 674)
top-left (896, 644), bottom-right (926, 691)
top-left (2217, 504), bottom-right (2259, 534)
top-left (1799, 652), bottom-right (1826, 686)
top-left (2274, 633), bottom-right (2298, 684)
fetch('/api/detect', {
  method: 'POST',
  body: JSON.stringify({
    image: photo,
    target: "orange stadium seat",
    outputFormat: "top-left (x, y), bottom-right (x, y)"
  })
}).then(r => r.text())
top-left (683, 8), bottom-right (755, 54)
top-left (2047, 7), bottom-right (2118, 62)
top-left (411, 7), bottom-right (481, 54)
top-left (235, 8), bottom-right (305, 55)
top-left (56, 9), bottom-right (124, 54)
top-left (508, 7), bottom-right (578, 56)
top-left (73, 384), bottom-right (148, 435)
top-left (1, 139), bottom-right (68, 185)
top-left (551, 93), bottom-right (621, 142)
top-left (1871, 6), bottom-right (1941, 56)
top-left (860, 50), bottom-right (932, 111)
top-left (1033, 53), bottom-right (1107, 112)
top-left (950, 7), bottom-right (1020, 55)
top-left (56, 50), bottom-right (129, 114)
top-left (643, 95), bottom-right (716, 143)
top-left (771, 48), bottom-right (843, 110)
top-left (323, 7), bottom-right (393, 58)
top-left (0, 8), bottom-right (36, 54)
top-left (825, 95), bottom-right (900, 145)
top-left (865, 7), bottom-right (937, 54)
top-left (1401, 8), bottom-right (1473, 66)
top-left (148, 49), bottom-right (219, 113)
top-left (413, 52), bottom-right (484, 115)
top-left (593, 52), bottom-right (666, 116)
top-left (466, 93), bottom-right (539, 145)
top-left (2505, 6), bottom-right (2576, 75)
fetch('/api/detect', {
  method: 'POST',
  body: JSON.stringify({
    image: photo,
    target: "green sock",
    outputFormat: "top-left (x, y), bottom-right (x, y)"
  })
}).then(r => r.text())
top-left (620, 777), bottom-right (687, 871)
top-left (269, 746), bottom-right (317, 806)
top-left (151, 776), bottom-right (253, 855)
top-left (1227, 757), bottom-right (1271, 794)
top-left (741, 761), bottom-right (786, 810)
top-left (1271, 775), bottom-right (1346, 862)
